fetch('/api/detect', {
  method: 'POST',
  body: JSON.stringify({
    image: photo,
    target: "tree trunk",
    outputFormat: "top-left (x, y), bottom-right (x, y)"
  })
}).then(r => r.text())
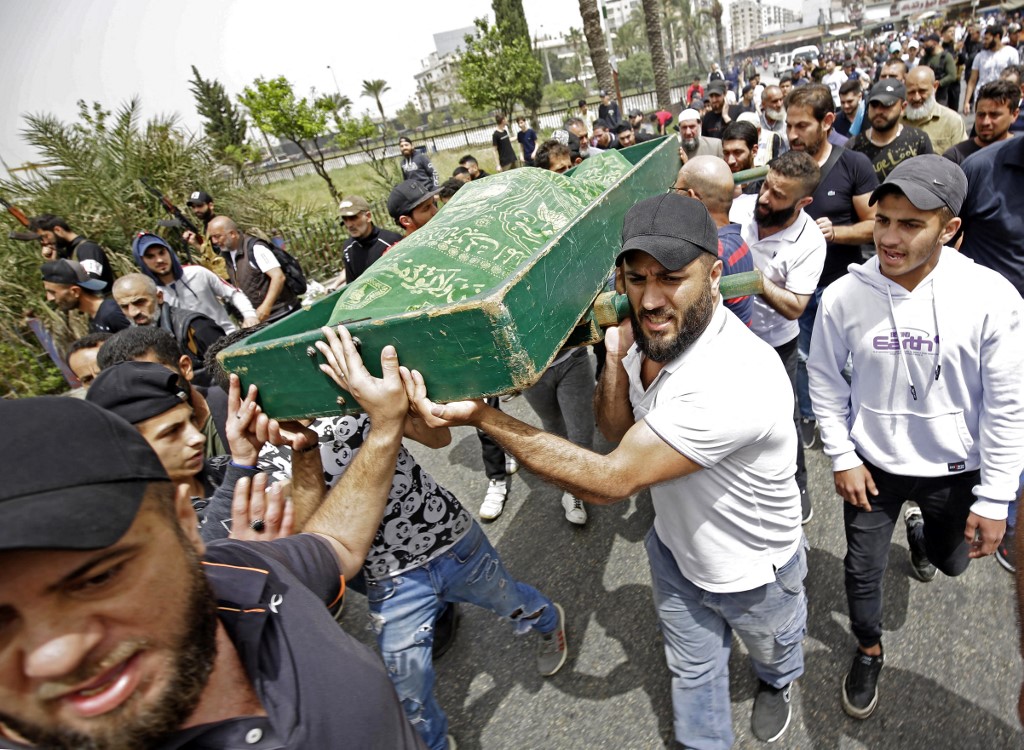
top-left (578, 0), bottom-right (614, 95)
top-left (642, 0), bottom-right (672, 108)
top-left (663, 0), bottom-right (677, 70)
top-left (711, 0), bottom-right (726, 72)
top-left (292, 139), bottom-right (340, 204)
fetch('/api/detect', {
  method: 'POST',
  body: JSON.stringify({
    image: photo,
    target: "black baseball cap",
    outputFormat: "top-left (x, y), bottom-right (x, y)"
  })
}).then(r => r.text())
top-left (87, 361), bottom-right (191, 425)
top-left (387, 180), bottom-right (441, 222)
top-left (616, 194), bottom-right (719, 271)
top-left (40, 259), bottom-right (107, 291)
top-left (0, 397), bottom-right (169, 551)
top-left (707, 80), bottom-right (727, 95)
top-left (869, 154), bottom-right (967, 214)
top-left (186, 190), bottom-right (213, 206)
top-left (868, 80), bottom-right (906, 105)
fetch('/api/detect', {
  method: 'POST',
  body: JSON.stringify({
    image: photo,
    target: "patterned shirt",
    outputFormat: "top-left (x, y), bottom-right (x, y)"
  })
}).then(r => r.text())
top-left (848, 125), bottom-right (934, 181)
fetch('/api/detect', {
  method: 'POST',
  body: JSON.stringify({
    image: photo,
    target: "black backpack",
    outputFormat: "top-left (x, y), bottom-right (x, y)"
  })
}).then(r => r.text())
top-left (244, 235), bottom-right (307, 296)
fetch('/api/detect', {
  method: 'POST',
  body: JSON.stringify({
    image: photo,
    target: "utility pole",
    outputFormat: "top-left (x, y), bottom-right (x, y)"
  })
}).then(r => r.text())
top-left (327, 65), bottom-right (342, 98)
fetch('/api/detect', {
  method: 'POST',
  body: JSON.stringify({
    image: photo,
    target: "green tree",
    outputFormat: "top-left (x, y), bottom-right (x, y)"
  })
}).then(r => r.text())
top-left (395, 100), bottom-right (422, 132)
top-left (331, 106), bottom-right (402, 189)
top-left (492, 0), bottom-right (544, 118)
top-left (565, 27), bottom-right (588, 85)
top-left (189, 66), bottom-right (249, 167)
top-left (614, 14), bottom-right (645, 59)
top-left (361, 79), bottom-right (391, 140)
top-left (578, 0), bottom-right (614, 95)
top-left (239, 76), bottom-right (341, 203)
top-left (618, 52), bottom-right (654, 90)
top-left (641, 0), bottom-right (672, 107)
top-left (457, 18), bottom-right (544, 120)
top-left (708, 0), bottom-right (727, 71)
top-left (542, 81), bottom-right (587, 106)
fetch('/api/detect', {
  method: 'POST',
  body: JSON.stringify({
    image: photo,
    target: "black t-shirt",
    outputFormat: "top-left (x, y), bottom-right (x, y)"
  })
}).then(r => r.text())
top-left (942, 138), bottom-right (984, 166)
top-left (702, 111), bottom-right (727, 140)
top-left (157, 537), bottom-right (426, 749)
top-left (728, 102), bottom-right (755, 120)
top-left (343, 226), bottom-right (403, 284)
top-left (598, 101), bottom-right (621, 127)
top-left (492, 129), bottom-right (517, 167)
top-left (90, 296), bottom-right (131, 333)
top-left (805, 147), bottom-right (880, 287)
top-left (848, 125), bottom-right (934, 180)
top-left (66, 236), bottom-right (115, 290)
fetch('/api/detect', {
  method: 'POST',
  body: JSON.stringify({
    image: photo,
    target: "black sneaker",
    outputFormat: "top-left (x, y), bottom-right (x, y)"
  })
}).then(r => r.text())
top-left (800, 487), bottom-right (813, 525)
top-left (904, 507), bottom-right (936, 582)
top-left (432, 602), bottom-right (459, 659)
top-left (800, 417), bottom-right (819, 450)
top-left (842, 648), bottom-right (884, 719)
top-left (751, 679), bottom-right (792, 742)
top-left (996, 526), bottom-right (1016, 573)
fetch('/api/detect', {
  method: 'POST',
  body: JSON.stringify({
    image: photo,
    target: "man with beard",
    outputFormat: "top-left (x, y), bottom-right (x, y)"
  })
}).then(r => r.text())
top-left (807, 156), bottom-right (1024, 720)
top-left (677, 109), bottom-right (724, 163)
top-left (834, 79), bottom-right (866, 138)
top-left (943, 80), bottom-right (1020, 165)
top-left (901, 65), bottom-right (967, 154)
top-left (0, 328), bottom-right (426, 749)
top-left (785, 85), bottom-right (878, 456)
top-left (398, 137), bottom-right (439, 190)
top-left (729, 150), bottom-right (825, 524)
top-left (702, 80), bottom-right (730, 140)
top-left (917, 33), bottom-right (958, 107)
top-left (964, 25), bottom-right (1020, 114)
top-left (720, 120), bottom-right (762, 194)
top-left (29, 214), bottom-right (115, 290)
top-left (849, 80), bottom-right (933, 181)
top-left (940, 24), bottom-right (965, 111)
top-left (41, 259), bottom-right (130, 334)
top-left (1001, 65), bottom-right (1024, 132)
top-left (592, 118), bottom-right (619, 150)
top-left (759, 85), bottom-right (790, 154)
top-left (401, 193), bottom-right (806, 748)
top-left (337, 194), bottom-right (403, 284)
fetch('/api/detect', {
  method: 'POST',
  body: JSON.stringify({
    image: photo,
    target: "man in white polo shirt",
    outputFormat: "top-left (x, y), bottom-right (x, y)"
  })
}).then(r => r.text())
top-left (730, 150), bottom-right (825, 524)
top-left (401, 194), bottom-right (806, 749)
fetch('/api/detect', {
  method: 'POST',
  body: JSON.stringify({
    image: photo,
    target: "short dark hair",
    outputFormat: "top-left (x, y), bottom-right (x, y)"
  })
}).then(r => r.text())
top-left (593, 118), bottom-right (611, 131)
top-left (534, 139), bottom-right (571, 171)
top-left (977, 79), bottom-right (1022, 110)
top-left (578, 99), bottom-right (587, 107)
top-left (839, 79), bottom-right (862, 96)
top-left (882, 59), bottom-right (908, 76)
top-left (940, 23), bottom-right (954, 34)
top-left (721, 121), bottom-right (757, 150)
top-left (985, 24), bottom-right (1004, 37)
top-left (786, 84), bottom-right (834, 122)
top-left (203, 323), bottom-right (269, 391)
top-left (768, 150), bottom-right (822, 199)
top-left (1002, 64), bottom-right (1024, 85)
top-left (453, 166), bottom-right (471, 177)
top-left (29, 214), bottom-right (71, 232)
top-left (458, 155), bottom-right (478, 166)
top-left (438, 178), bottom-right (464, 201)
top-left (98, 326), bottom-right (184, 371)
top-left (66, 332), bottom-right (112, 363)
top-left (613, 122), bottom-right (632, 135)
top-left (495, 113), bottom-right (507, 125)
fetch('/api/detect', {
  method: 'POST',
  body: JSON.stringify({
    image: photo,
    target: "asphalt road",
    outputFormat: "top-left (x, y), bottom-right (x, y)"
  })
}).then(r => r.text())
top-left (337, 358), bottom-right (1022, 750)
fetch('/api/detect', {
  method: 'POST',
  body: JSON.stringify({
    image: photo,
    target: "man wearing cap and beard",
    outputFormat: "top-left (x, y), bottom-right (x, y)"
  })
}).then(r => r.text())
top-left (918, 33), bottom-right (958, 107)
top-left (807, 155), bottom-right (1024, 721)
top-left (387, 180), bottom-right (441, 235)
top-left (400, 194), bottom-right (806, 748)
top-left (41, 259), bottom-right (130, 333)
top-left (702, 81), bottom-right (730, 139)
top-left (677, 109), bottom-right (724, 164)
top-left (901, 65), bottom-right (967, 155)
top-left (0, 325), bottom-right (426, 750)
top-left (849, 80), bottom-right (934, 181)
top-left (338, 195), bottom-right (403, 284)
top-left (398, 137), bottom-right (439, 190)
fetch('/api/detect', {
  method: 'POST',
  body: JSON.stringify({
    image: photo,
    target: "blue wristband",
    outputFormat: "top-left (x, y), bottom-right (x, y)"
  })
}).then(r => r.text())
top-left (230, 461), bottom-right (258, 470)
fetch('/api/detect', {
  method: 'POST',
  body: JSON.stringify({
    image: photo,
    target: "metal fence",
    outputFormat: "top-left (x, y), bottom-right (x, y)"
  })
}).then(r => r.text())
top-left (245, 86), bottom-right (689, 187)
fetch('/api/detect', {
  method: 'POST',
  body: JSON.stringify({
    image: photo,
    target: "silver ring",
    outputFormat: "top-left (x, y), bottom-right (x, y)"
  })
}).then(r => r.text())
top-left (250, 518), bottom-right (266, 532)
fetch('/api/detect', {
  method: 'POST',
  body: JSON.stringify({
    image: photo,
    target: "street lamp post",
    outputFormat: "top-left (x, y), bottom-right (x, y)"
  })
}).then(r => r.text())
top-left (326, 65), bottom-right (342, 98)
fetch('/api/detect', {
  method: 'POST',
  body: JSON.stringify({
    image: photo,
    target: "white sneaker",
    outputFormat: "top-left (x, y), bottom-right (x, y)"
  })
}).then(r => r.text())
top-left (505, 454), bottom-right (519, 475)
top-left (561, 492), bottom-right (587, 525)
top-left (480, 479), bottom-right (507, 521)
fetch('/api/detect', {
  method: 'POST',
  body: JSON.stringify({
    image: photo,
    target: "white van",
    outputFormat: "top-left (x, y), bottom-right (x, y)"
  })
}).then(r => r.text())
top-left (790, 45), bottom-right (821, 67)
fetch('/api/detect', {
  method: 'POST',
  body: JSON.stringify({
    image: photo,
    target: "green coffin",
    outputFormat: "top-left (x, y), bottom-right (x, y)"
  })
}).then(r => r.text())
top-left (220, 137), bottom-right (681, 419)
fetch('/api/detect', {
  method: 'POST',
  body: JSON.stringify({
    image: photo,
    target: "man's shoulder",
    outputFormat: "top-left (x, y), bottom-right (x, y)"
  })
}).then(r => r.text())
top-left (375, 228), bottom-right (404, 246)
top-left (963, 135), bottom-right (1022, 171)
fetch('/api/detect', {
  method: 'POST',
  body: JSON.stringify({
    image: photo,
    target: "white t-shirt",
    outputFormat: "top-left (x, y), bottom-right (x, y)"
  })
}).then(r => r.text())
top-left (730, 193), bottom-right (826, 348)
top-left (822, 70), bottom-right (846, 107)
top-left (624, 302), bottom-right (801, 593)
top-left (972, 46), bottom-right (1020, 92)
top-left (230, 242), bottom-right (280, 273)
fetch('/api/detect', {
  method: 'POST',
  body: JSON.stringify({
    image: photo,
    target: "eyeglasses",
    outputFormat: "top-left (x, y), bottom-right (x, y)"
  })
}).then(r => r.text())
top-left (666, 183), bottom-right (688, 194)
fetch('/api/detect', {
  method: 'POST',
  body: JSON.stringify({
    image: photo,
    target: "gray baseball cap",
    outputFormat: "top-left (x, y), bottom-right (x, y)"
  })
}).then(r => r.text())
top-left (869, 155), bottom-right (967, 214)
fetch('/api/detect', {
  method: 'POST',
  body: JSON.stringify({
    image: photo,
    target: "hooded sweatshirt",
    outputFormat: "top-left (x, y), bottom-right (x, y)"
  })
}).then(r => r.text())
top-left (808, 247), bottom-right (1024, 519)
top-left (132, 236), bottom-right (256, 334)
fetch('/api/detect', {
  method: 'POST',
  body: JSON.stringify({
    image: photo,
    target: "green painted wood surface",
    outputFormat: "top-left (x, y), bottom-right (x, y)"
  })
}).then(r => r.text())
top-left (220, 137), bottom-right (682, 419)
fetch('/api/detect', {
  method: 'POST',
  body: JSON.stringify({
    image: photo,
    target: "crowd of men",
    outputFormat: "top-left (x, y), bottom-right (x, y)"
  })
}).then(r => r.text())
top-left (6, 11), bottom-right (1024, 750)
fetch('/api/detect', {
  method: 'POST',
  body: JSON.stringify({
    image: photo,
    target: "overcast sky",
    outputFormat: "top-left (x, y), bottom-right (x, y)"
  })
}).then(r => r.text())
top-left (0, 0), bottom-right (585, 174)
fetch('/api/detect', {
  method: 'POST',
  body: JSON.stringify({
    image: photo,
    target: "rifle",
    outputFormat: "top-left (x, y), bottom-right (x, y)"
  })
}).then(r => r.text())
top-left (1, 196), bottom-right (40, 241)
top-left (139, 180), bottom-right (228, 278)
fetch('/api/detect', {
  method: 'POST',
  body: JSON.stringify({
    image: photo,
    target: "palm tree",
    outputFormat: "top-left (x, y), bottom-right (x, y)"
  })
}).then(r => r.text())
top-left (361, 79), bottom-right (391, 138)
top-left (708, 0), bottom-right (727, 75)
top-left (661, 0), bottom-right (680, 70)
top-left (641, 0), bottom-right (672, 108)
top-left (614, 17), bottom-right (643, 59)
top-left (321, 93), bottom-right (352, 115)
top-left (678, 0), bottom-right (709, 73)
top-left (578, 0), bottom-right (614, 95)
top-left (566, 26), bottom-right (588, 85)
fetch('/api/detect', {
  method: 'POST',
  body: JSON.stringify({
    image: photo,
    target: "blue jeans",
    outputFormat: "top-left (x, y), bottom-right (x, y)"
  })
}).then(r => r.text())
top-left (645, 528), bottom-right (807, 750)
top-left (366, 522), bottom-right (557, 750)
top-left (796, 287), bottom-right (822, 420)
